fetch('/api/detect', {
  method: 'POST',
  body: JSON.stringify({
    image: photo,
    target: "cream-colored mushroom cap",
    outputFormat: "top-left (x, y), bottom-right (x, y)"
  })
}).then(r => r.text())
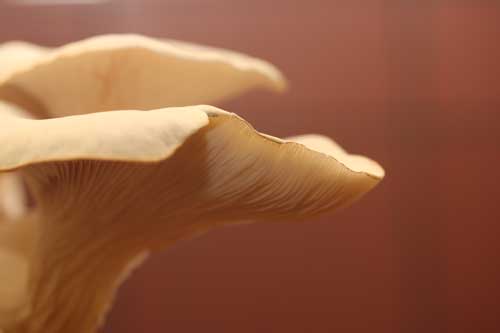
top-left (0, 34), bottom-right (286, 118)
top-left (0, 105), bottom-right (383, 333)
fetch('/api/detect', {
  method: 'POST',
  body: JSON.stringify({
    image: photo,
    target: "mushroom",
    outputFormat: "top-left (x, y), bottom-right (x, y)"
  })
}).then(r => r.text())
top-left (0, 34), bottom-right (285, 118)
top-left (0, 35), bottom-right (384, 333)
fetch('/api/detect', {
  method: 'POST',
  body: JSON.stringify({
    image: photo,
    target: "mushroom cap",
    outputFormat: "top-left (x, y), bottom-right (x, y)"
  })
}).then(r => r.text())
top-left (0, 105), bottom-right (383, 181)
top-left (0, 105), bottom-right (210, 170)
top-left (0, 35), bottom-right (286, 118)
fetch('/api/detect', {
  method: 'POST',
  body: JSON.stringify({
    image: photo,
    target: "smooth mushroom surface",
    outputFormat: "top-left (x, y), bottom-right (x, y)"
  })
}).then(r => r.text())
top-left (0, 35), bottom-right (384, 333)
top-left (0, 34), bottom-right (285, 118)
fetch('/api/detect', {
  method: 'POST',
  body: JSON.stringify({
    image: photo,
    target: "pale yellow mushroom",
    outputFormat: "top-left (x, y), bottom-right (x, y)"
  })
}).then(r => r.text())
top-left (0, 35), bottom-right (384, 333)
top-left (0, 34), bottom-right (285, 118)
top-left (0, 105), bottom-right (383, 333)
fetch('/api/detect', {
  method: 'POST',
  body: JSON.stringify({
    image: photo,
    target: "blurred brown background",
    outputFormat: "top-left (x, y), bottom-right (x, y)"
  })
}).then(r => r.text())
top-left (1, 0), bottom-right (499, 332)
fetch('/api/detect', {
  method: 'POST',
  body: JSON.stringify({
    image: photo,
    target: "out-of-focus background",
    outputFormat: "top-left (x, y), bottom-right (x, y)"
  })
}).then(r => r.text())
top-left (1, 1), bottom-right (499, 332)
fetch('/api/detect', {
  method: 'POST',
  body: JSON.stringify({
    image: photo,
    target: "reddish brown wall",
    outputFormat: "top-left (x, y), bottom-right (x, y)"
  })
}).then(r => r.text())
top-left (1, 1), bottom-right (499, 332)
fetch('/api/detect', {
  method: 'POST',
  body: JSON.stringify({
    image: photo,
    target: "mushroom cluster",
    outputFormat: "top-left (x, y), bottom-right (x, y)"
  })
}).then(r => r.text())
top-left (0, 35), bottom-right (384, 333)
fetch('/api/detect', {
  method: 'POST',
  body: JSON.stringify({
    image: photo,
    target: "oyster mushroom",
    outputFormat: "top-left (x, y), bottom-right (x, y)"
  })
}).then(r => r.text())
top-left (0, 34), bottom-right (285, 118)
top-left (0, 35), bottom-right (384, 333)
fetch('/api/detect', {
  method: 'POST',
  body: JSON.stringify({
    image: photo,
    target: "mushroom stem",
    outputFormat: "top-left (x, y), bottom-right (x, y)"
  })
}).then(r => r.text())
top-left (9, 244), bottom-right (137, 333)
top-left (6, 168), bottom-right (151, 333)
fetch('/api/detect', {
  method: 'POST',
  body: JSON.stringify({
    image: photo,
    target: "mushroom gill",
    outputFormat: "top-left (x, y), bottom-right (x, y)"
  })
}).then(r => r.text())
top-left (0, 105), bottom-right (383, 333)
